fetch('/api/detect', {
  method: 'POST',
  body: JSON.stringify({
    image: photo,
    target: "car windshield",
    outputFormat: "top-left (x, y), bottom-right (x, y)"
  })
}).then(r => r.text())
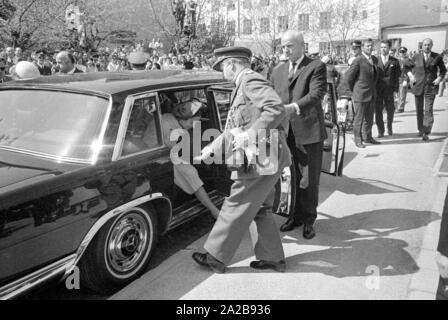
top-left (0, 90), bottom-right (109, 162)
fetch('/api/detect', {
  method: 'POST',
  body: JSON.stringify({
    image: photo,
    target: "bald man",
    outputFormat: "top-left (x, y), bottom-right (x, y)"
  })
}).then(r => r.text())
top-left (405, 38), bottom-right (447, 141)
top-left (56, 51), bottom-right (84, 74)
top-left (271, 30), bottom-right (327, 238)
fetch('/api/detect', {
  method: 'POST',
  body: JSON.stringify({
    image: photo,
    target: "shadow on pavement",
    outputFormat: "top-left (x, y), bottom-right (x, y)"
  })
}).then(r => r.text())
top-left (227, 209), bottom-right (439, 278)
top-left (322, 175), bottom-right (415, 196)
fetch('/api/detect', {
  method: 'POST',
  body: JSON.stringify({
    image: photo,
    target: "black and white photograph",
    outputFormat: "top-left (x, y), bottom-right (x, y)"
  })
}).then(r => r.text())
top-left (0, 0), bottom-right (448, 304)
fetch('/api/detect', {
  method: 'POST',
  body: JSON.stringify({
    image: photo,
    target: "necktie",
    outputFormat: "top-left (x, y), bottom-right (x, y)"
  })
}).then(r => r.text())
top-left (288, 62), bottom-right (296, 82)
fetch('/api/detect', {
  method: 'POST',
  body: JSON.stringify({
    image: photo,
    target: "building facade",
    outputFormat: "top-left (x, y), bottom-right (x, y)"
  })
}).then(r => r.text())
top-left (200, 0), bottom-right (447, 55)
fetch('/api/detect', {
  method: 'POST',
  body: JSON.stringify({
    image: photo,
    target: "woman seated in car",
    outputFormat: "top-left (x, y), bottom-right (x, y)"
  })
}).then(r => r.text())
top-left (161, 98), bottom-right (220, 219)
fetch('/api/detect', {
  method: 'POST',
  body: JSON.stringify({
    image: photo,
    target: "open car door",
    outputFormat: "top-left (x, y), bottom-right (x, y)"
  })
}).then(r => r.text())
top-left (321, 81), bottom-right (346, 176)
top-left (205, 84), bottom-right (235, 195)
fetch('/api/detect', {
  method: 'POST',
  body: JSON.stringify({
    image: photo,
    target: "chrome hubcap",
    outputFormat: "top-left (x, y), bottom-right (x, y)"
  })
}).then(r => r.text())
top-left (106, 212), bottom-right (149, 274)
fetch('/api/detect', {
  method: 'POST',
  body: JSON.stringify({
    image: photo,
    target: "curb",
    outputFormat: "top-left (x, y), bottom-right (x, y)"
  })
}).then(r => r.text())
top-left (407, 176), bottom-right (448, 299)
top-left (433, 138), bottom-right (448, 177)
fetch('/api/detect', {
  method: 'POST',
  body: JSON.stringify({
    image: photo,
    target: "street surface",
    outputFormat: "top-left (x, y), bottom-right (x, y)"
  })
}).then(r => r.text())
top-left (25, 93), bottom-right (448, 300)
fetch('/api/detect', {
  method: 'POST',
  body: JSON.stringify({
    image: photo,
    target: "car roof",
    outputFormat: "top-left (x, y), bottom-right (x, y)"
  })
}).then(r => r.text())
top-left (1, 70), bottom-right (228, 96)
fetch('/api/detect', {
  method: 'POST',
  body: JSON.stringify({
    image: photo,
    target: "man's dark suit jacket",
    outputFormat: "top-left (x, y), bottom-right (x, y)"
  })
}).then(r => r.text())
top-left (346, 54), bottom-right (378, 102)
top-left (406, 52), bottom-right (447, 96)
top-left (376, 55), bottom-right (400, 93)
top-left (271, 56), bottom-right (327, 146)
top-left (345, 54), bottom-right (379, 103)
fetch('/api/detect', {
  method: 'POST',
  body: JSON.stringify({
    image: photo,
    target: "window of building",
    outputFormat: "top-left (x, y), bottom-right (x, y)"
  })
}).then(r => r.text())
top-left (243, 0), bottom-right (252, 9)
top-left (319, 12), bottom-right (331, 29)
top-left (227, 0), bottom-right (236, 10)
top-left (260, 0), bottom-right (270, 6)
top-left (362, 10), bottom-right (368, 19)
top-left (260, 17), bottom-right (270, 33)
top-left (228, 20), bottom-right (236, 36)
top-left (298, 13), bottom-right (309, 31)
top-left (278, 15), bottom-right (288, 32)
top-left (319, 42), bottom-right (330, 53)
top-left (212, 0), bottom-right (221, 12)
top-left (243, 18), bottom-right (252, 35)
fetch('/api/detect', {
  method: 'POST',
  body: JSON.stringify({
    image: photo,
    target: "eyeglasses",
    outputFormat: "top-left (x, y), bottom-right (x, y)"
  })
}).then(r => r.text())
top-left (399, 51), bottom-right (406, 53)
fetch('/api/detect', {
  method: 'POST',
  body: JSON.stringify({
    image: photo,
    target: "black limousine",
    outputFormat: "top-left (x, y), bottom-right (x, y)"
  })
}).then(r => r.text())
top-left (0, 70), bottom-right (345, 298)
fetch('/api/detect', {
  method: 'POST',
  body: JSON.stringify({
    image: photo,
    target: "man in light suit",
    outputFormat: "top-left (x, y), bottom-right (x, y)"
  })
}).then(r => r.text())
top-left (192, 47), bottom-right (295, 273)
top-left (270, 30), bottom-right (327, 239)
top-left (345, 38), bottom-right (380, 148)
top-left (375, 40), bottom-right (400, 137)
top-left (405, 38), bottom-right (447, 141)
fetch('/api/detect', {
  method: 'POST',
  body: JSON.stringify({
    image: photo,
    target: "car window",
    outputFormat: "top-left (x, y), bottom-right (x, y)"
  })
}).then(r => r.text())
top-left (121, 96), bottom-right (163, 156)
top-left (211, 91), bottom-right (232, 131)
top-left (0, 90), bottom-right (109, 162)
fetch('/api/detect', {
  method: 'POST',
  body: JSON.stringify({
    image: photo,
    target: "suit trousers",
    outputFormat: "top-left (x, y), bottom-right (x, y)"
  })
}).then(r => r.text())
top-left (204, 170), bottom-right (285, 265)
top-left (415, 85), bottom-right (437, 134)
top-left (292, 141), bottom-right (323, 225)
top-left (375, 92), bottom-right (395, 134)
top-left (398, 84), bottom-right (408, 111)
top-left (353, 100), bottom-right (375, 142)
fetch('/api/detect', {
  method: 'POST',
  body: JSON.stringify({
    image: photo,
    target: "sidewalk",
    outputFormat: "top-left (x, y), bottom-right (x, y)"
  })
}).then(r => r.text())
top-left (111, 94), bottom-right (448, 300)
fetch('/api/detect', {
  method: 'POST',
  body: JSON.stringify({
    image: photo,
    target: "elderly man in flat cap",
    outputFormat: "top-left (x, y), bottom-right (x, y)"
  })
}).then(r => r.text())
top-left (191, 46), bottom-right (297, 273)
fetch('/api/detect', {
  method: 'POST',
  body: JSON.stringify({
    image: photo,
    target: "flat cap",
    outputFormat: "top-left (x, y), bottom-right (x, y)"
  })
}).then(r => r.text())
top-left (128, 51), bottom-right (149, 65)
top-left (351, 40), bottom-right (362, 48)
top-left (399, 46), bottom-right (408, 52)
top-left (212, 46), bottom-right (252, 71)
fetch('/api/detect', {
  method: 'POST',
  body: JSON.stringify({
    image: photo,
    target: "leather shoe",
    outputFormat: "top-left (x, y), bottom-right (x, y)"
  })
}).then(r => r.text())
top-left (377, 133), bottom-right (384, 138)
top-left (303, 224), bottom-right (316, 240)
top-left (422, 133), bottom-right (429, 141)
top-left (192, 252), bottom-right (226, 273)
top-left (280, 218), bottom-right (303, 232)
top-left (365, 138), bottom-right (381, 145)
top-left (388, 129), bottom-right (393, 136)
top-left (250, 260), bottom-right (286, 272)
top-left (355, 142), bottom-right (366, 148)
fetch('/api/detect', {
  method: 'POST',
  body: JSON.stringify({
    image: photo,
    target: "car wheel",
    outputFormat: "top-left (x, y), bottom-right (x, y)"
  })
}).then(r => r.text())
top-left (79, 204), bottom-right (158, 294)
top-left (273, 160), bottom-right (297, 219)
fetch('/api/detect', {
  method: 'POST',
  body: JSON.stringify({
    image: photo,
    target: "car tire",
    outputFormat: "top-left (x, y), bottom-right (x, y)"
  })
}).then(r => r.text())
top-left (273, 158), bottom-right (297, 219)
top-left (79, 204), bottom-right (158, 294)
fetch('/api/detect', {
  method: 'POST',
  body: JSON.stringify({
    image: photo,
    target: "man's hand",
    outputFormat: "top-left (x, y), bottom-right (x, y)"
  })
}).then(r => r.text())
top-left (402, 80), bottom-right (408, 87)
top-left (407, 72), bottom-right (416, 88)
top-left (232, 131), bottom-right (250, 151)
top-left (284, 103), bottom-right (300, 116)
top-left (436, 252), bottom-right (448, 278)
top-left (193, 145), bottom-right (213, 162)
top-left (433, 77), bottom-right (442, 86)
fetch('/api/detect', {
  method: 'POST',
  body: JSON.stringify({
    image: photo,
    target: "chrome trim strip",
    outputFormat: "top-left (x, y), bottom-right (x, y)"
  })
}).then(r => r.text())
top-left (0, 146), bottom-right (91, 164)
top-left (0, 254), bottom-right (76, 300)
top-left (112, 92), bottom-right (164, 161)
top-left (64, 192), bottom-right (172, 277)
